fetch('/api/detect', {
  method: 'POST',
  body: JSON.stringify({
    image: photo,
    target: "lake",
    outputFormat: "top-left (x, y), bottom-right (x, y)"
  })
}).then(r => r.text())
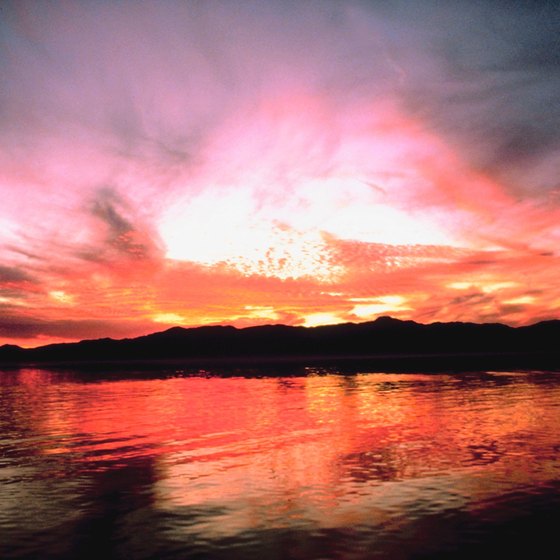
top-left (1, 367), bottom-right (560, 559)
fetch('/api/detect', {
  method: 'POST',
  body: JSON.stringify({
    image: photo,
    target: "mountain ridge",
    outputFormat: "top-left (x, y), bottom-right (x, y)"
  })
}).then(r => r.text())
top-left (1, 316), bottom-right (560, 370)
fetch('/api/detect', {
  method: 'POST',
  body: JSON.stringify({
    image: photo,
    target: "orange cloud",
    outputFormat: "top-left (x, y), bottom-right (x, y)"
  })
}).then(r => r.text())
top-left (2, 85), bottom-right (560, 345)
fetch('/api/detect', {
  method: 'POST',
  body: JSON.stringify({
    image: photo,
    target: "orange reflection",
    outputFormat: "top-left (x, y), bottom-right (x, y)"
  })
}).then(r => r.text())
top-left (9, 369), bottom-right (560, 537)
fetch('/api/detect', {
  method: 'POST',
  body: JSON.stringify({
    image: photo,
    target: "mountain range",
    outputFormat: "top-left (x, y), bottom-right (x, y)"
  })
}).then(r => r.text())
top-left (1, 316), bottom-right (559, 371)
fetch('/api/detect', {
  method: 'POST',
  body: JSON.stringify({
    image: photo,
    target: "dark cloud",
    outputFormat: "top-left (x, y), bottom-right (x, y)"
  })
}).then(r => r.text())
top-left (0, 313), bottom-right (155, 341)
top-left (0, 316), bottom-right (41, 339)
top-left (91, 188), bottom-right (132, 235)
top-left (498, 304), bottom-right (528, 316)
top-left (464, 260), bottom-right (500, 267)
top-left (450, 292), bottom-right (494, 306)
top-left (375, 1), bottom-right (560, 192)
top-left (4, 246), bottom-right (44, 261)
top-left (87, 188), bottom-right (163, 262)
top-left (0, 264), bottom-right (35, 283)
top-left (1, 0), bottom-right (557, 196)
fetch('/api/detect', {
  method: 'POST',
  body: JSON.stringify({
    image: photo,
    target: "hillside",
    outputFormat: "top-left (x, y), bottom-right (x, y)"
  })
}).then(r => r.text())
top-left (1, 316), bottom-right (560, 370)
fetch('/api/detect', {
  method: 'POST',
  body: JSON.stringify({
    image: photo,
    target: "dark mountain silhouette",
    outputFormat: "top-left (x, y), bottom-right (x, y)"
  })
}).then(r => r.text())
top-left (1, 316), bottom-right (560, 371)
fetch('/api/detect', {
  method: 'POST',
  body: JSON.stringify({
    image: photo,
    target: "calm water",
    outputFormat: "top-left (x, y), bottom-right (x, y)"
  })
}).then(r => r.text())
top-left (1, 367), bottom-right (560, 559)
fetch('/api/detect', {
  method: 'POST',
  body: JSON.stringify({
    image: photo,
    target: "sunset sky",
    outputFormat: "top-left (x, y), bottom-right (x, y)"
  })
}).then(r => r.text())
top-left (1, 0), bottom-right (559, 347)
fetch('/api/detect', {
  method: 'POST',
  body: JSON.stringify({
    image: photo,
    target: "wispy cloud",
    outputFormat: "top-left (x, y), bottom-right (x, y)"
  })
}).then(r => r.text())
top-left (0, 1), bottom-right (558, 345)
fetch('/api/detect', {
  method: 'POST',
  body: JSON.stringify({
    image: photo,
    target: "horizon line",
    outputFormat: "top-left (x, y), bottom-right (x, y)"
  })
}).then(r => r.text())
top-left (3, 315), bottom-right (559, 351)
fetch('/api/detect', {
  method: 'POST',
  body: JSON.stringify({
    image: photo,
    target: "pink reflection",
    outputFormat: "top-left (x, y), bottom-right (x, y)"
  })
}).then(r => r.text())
top-left (10, 370), bottom-right (559, 537)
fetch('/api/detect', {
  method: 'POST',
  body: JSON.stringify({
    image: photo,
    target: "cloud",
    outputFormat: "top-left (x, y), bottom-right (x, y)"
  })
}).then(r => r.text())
top-left (0, 264), bottom-right (35, 284)
top-left (85, 187), bottom-right (164, 263)
top-left (1, 1), bottom-right (557, 192)
top-left (0, 313), bottom-right (159, 342)
top-left (0, 1), bottom-right (559, 344)
top-left (375, 1), bottom-right (560, 193)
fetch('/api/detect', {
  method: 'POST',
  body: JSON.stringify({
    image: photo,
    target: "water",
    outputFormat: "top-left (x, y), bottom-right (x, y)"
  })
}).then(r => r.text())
top-left (1, 367), bottom-right (560, 559)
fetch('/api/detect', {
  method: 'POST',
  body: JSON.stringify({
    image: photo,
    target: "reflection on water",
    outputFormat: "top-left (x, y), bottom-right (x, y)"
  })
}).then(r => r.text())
top-left (1, 368), bottom-right (560, 559)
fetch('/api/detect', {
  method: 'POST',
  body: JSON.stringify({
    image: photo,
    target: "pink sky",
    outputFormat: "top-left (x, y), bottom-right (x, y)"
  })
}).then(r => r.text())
top-left (1, 1), bottom-right (559, 346)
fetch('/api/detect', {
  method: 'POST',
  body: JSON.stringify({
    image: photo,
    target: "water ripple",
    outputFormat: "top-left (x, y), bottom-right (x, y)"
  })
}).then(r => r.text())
top-left (1, 369), bottom-right (560, 558)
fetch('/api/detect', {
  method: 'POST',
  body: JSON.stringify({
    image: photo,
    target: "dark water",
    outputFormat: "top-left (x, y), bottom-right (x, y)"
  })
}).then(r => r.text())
top-left (1, 367), bottom-right (560, 559)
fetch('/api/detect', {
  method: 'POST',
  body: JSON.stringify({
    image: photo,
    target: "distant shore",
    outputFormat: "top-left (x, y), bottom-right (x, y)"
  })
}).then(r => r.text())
top-left (2, 351), bottom-right (560, 375)
top-left (2, 317), bottom-right (560, 373)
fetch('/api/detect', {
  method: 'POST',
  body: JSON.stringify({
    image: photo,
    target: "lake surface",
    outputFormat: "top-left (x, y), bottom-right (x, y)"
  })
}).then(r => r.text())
top-left (1, 367), bottom-right (560, 559)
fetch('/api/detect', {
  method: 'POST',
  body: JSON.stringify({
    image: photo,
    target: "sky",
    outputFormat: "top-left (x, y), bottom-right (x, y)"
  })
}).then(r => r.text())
top-left (1, 0), bottom-right (559, 347)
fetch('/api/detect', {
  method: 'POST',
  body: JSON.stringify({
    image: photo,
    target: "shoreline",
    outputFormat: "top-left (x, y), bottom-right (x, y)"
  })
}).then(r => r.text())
top-left (2, 351), bottom-right (560, 374)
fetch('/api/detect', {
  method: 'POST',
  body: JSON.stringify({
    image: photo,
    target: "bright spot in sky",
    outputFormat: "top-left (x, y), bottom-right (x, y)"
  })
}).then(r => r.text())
top-left (480, 282), bottom-right (520, 294)
top-left (447, 281), bottom-right (519, 293)
top-left (351, 295), bottom-right (410, 319)
top-left (159, 175), bottom-right (456, 281)
top-left (277, 177), bottom-right (454, 246)
top-left (243, 306), bottom-right (279, 320)
top-left (303, 313), bottom-right (344, 327)
top-left (49, 291), bottom-right (75, 305)
top-left (159, 185), bottom-right (341, 281)
top-left (447, 282), bottom-right (473, 290)
top-left (153, 313), bottom-right (186, 324)
top-left (503, 296), bottom-right (535, 305)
